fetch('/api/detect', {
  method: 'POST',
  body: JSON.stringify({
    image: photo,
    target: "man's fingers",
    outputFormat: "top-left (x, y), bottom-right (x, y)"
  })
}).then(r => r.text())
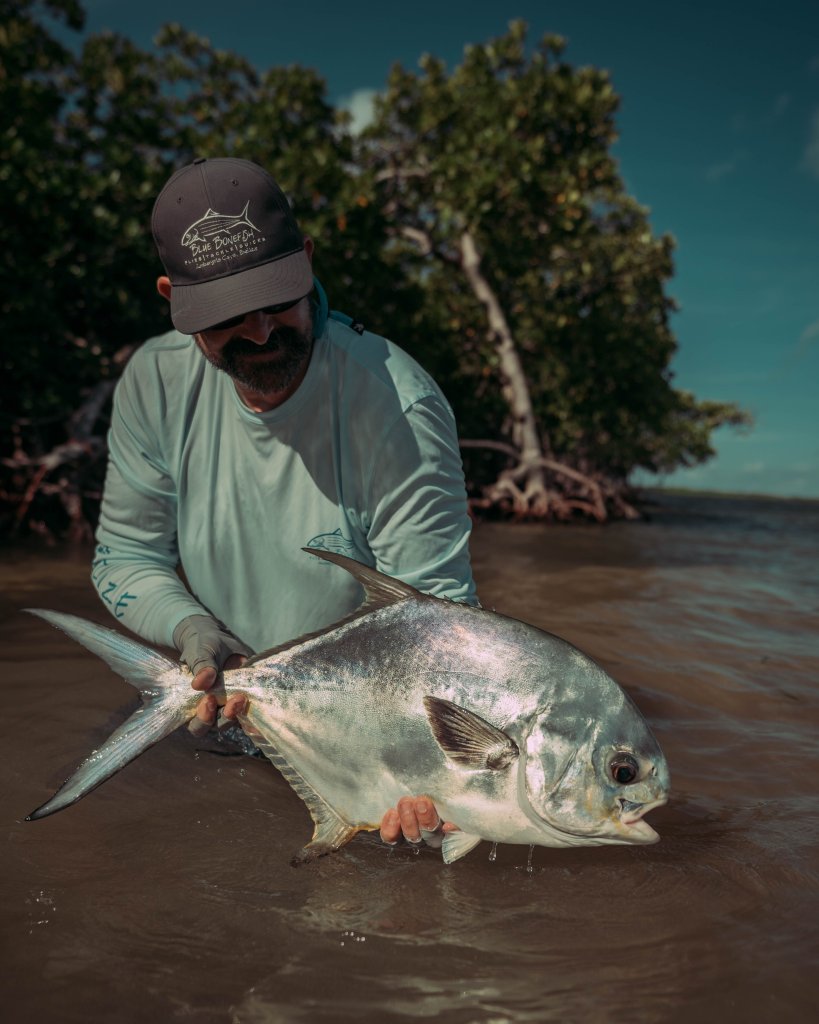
top-left (379, 807), bottom-right (401, 845)
top-left (221, 694), bottom-right (247, 720)
top-left (380, 796), bottom-right (458, 848)
top-left (224, 654), bottom-right (246, 671)
top-left (188, 693), bottom-right (217, 737)
top-left (191, 666), bottom-right (217, 692)
top-left (414, 796), bottom-right (440, 832)
top-left (397, 795), bottom-right (422, 842)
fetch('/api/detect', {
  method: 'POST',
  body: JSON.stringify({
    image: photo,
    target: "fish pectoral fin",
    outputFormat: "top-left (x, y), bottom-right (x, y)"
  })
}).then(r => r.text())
top-left (441, 831), bottom-right (483, 864)
top-left (423, 695), bottom-right (519, 770)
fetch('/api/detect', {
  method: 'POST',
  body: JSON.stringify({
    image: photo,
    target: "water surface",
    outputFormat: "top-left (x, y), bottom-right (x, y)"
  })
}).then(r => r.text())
top-left (2, 493), bottom-right (818, 1022)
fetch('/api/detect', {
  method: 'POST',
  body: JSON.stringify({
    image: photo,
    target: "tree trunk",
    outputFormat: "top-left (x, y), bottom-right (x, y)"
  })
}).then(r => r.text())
top-left (457, 230), bottom-right (549, 514)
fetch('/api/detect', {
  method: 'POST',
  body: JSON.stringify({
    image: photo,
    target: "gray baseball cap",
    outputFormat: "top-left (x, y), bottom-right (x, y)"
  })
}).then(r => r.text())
top-left (151, 157), bottom-right (313, 333)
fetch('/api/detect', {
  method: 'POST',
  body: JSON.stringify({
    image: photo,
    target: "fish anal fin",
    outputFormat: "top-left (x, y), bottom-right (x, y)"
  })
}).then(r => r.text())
top-left (442, 831), bottom-right (483, 864)
top-left (423, 695), bottom-right (519, 771)
top-left (238, 711), bottom-right (357, 865)
top-left (291, 821), bottom-right (361, 866)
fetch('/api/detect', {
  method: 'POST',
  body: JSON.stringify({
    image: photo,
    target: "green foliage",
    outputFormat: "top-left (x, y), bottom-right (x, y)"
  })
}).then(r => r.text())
top-left (362, 21), bottom-right (749, 482)
top-left (0, 6), bottom-right (749, 535)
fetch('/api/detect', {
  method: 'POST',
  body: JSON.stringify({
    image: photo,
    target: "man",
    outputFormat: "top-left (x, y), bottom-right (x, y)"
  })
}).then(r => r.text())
top-left (92, 157), bottom-right (476, 847)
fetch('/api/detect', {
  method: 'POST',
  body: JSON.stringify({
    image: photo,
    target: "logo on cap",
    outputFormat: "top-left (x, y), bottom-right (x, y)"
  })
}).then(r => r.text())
top-left (180, 202), bottom-right (265, 271)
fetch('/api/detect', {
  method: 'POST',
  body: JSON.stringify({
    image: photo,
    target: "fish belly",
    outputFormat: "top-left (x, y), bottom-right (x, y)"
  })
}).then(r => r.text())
top-left (227, 670), bottom-right (543, 844)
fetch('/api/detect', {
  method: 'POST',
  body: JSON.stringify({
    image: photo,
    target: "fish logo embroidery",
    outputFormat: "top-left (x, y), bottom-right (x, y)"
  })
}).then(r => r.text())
top-left (306, 528), bottom-right (355, 557)
top-left (181, 202), bottom-right (260, 249)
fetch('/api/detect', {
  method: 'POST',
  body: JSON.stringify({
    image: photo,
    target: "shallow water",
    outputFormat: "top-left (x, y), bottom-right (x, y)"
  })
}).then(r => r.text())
top-left (2, 492), bottom-right (818, 1022)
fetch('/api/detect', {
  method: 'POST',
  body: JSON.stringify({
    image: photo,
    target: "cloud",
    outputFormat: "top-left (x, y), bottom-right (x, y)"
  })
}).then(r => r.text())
top-left (337, 88), bottom-right (378, 135)
top-left (704, 149), bottom-right (748, 181)
top-left (789, 317), bottom-right (819, 365)
top-left (801, 108), bottom-right (819, 178)
top-left (799, 318), bottom-right (819, 345)
top-left (705, 159), bottom-right (738, 182)
top-left (766, 93), bottom-right (791, 123)
top-left (731, 94), bottom-right (790, 135)
top-left (646, 457), bottom-right (819, 499)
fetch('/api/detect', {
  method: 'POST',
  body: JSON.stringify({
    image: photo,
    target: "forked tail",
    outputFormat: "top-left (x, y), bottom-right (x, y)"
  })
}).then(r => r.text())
top-left (25, 610), bottom-right (198, 820)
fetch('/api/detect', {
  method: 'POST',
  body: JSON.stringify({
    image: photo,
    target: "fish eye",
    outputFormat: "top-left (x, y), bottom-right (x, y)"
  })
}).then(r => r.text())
top-left (610, 753), bottom-right (639, 785)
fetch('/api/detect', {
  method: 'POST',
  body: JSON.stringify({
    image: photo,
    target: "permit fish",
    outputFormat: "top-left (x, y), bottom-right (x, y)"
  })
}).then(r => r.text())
top-left (26, 549), bottom-right (670, 865)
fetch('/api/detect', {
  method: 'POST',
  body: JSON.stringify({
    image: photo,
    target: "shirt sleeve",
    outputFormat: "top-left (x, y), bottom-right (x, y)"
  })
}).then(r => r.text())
top-left (92, 370), bottom-right (209, 646)
top-left (364, 392), bottom-right (479, 605)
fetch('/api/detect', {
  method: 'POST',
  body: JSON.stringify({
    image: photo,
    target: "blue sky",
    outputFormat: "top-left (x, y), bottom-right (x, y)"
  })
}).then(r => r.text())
top-left (65, 1), bottom-right (819, 497)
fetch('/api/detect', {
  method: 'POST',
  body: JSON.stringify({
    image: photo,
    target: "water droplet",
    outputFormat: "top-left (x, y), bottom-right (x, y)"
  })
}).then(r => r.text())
top-left (488, 842), bottom-right (498, 862)
top-left (526, 845), bottom-right (534, 874)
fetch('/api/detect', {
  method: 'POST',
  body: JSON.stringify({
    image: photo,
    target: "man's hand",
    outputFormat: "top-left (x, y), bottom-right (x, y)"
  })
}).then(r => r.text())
top-left (188, 659), bottom-right (248, 734)
top-left (172, 614), bottom-right (252, 735)
top-left (379, 795), bottom-right (458, 849)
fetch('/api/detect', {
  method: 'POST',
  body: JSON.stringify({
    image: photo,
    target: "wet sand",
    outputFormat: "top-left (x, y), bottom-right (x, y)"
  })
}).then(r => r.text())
top-left (2, 493), bottom-right (818, 1022)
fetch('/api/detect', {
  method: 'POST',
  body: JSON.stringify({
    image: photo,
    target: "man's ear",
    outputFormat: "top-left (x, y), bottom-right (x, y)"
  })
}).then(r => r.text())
top-left (303, 237), bottom-right (314, 265)
top-left (156, 275), bottom-right (172, 300)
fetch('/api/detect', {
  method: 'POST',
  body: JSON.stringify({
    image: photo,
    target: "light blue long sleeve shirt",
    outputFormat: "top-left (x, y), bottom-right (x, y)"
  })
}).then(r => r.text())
top-left (92, 295), bottom-right (477, 653)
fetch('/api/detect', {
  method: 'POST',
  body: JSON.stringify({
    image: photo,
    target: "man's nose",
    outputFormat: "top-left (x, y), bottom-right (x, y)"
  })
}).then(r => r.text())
top-left (239, 311), bottom-right (271, 344)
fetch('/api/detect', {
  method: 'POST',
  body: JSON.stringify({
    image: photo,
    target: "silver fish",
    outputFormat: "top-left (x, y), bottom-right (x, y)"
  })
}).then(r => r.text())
top-left (26, 549), bottom-right (670, 864)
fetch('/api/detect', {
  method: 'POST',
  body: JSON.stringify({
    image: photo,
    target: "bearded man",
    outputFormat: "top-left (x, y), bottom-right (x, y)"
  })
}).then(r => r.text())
top-left (92, 157), bottom-right (476, 847)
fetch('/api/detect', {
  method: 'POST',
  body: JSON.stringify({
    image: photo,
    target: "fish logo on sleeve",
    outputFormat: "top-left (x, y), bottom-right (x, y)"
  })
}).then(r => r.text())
top-left (306, 528), bottom-right (356, 557)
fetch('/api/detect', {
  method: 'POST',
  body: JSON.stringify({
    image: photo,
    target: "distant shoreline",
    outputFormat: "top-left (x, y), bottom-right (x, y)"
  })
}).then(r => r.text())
top-left (640, 486), bottom-right (819, 505)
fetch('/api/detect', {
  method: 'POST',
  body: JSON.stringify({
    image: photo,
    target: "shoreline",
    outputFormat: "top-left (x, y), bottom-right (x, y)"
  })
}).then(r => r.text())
top-left (639, 486), bottom-right (819, 505)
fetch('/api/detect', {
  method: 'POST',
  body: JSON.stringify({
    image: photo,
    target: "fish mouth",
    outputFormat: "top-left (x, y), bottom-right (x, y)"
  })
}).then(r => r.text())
top-left (618, 797), bottom-right (667, 842)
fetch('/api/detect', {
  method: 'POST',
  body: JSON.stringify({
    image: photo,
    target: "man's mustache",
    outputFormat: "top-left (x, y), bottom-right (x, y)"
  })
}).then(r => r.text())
top-left (223, 327), bottom-right (306, 359)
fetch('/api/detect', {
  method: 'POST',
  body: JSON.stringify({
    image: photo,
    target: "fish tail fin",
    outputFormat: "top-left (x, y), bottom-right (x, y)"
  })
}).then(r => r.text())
top-left (24, 609), bottom-right (196, 821)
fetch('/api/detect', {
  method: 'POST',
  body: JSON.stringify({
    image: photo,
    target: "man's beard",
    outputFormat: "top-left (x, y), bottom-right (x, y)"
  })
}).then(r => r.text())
top-left (202, 322), bottom-right (313, 394)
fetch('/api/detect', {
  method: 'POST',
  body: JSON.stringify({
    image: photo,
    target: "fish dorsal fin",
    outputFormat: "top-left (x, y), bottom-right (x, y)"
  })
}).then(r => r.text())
top-left (303, 547), bottom-right (423, 607)
top-left (424, 695), bottom-right (519, 771)
top-left (245, 549), bottom-right (424, 667)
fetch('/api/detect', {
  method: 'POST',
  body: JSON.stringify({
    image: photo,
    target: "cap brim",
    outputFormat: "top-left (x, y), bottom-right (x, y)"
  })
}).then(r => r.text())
top-left (169, 249), bottom-right (314, 334)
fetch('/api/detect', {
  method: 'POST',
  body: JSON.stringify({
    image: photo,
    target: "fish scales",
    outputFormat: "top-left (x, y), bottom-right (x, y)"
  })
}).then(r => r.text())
top-left (24, 549), bottom-right (670, 864)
